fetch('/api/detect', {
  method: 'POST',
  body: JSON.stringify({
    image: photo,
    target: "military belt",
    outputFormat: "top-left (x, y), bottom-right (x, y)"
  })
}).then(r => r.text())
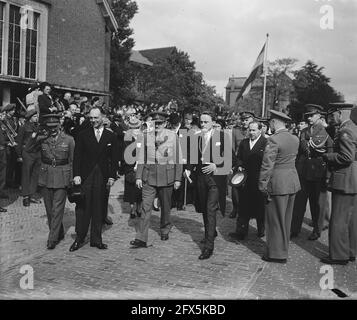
top-left (42, 158), bottom-right (69, 167)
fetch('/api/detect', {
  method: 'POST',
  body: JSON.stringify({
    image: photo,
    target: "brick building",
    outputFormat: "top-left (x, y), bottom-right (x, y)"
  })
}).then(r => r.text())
top-left (225, 73), bottom-right (294, 116)
top-left (0, 0), bottom-right (118, 106)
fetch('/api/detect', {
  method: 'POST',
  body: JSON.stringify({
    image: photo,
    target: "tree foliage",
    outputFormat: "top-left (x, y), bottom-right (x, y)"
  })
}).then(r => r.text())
top-left (110, 0), bottom-right (138, 104)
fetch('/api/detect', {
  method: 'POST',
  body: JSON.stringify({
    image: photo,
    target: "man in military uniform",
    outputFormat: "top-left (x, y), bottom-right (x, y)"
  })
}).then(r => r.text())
top-left (291, 104), bottom-right (333, 240)
top-left (132, 112), bottom-right (182, 248)
top-left (15, 110), bottom-right (42, 207)
top-left (230, 111), bottom-right (255, 219)
top-left (38, 114), bottom-right (75, 249)
top-left (0, 108), bottom-right (8, 211)
top-left (259, 110), bottom-right (300, 263)
top-left (320, 103), bottom-right (357, 265)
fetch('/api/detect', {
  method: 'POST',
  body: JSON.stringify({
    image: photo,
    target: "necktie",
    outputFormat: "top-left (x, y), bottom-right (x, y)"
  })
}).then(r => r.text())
top-left (95, 129), bottom-right (101, 142)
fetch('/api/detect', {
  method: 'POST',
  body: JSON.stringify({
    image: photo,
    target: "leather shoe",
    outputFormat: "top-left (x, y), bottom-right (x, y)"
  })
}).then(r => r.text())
top-left (199, 249), bottom-right (213, 260)
top-left (320, 256), bottom-right (349, 265)
top-left (161, 234), bottom-right (169, 241)
top-left (130, 239), bottom-right (147, 248)
top-left (0, 207), bottom-right (7, 213)
top-left (349, 257), bottom-right (356, 262)
top-left (229, 232), bottom-right (246, 240)
top-left (30, 197), bottom-right (41, 204)
top-left (23, 198), bottom-right (30, 207)
top-left (262, 255), bottom-right (287, 264)
top-left (103, 216), bottom-right (113, 225)
top-left (0, 192), bottom-right (9, 199)
top-left (177, 205), bottom-right (184, 211)
top-left (90, 243), bottom-right (108, 249)
top-left (47, 242), bottom-right (57, 250)
top-left (308, 231), bottom-right (320, 241)
top-left (69, 241), bottom-right (83, 252)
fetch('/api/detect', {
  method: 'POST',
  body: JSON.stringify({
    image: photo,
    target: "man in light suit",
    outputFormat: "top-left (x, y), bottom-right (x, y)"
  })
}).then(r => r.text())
top-left (320, 103), bottom-right (357, 265)
top-left (70, 107), bottom-right (119, 252)
top-left (131, 112), bottom-right (182, 248)
top-left (259, 110), bottom-right (301, 263)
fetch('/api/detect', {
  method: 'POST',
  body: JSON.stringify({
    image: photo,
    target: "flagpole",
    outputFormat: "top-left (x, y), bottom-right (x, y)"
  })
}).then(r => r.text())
top-left (261, 33), bottom-right (269, 117)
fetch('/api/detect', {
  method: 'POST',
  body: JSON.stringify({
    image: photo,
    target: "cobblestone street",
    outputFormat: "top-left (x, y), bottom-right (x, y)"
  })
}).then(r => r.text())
top-left (0, 178), bottom-right (356, 300)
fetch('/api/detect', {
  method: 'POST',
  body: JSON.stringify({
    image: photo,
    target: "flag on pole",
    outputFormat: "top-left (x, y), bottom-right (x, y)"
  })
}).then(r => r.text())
top-left (235, 43), bottom-right (266, 102)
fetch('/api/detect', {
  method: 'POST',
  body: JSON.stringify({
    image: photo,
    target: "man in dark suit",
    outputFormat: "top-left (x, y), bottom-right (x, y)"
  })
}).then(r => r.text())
top-left (259, 110), bottom-right (301, 264)
top-left (186, 112), bottom-right (232, 260)
top-left (230, 111), bottom-right (255, 218)
top-left (0, 108), bottom-right (8, 211)
top-left (229, 121), bottom-right (268, 240)
top-left (38, 82), bottom-right (57, 116)
top-left (320, 103), bottom-right (357, 265)
top-left (70, 107), bottom-right (119, 251)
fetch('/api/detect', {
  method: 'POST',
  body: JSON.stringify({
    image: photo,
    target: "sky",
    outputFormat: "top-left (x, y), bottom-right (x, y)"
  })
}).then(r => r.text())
top-left (130, 0), bottom-right (357, 103)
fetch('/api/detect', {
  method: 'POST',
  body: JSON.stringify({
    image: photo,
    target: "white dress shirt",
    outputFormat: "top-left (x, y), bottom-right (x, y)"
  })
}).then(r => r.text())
top-left (249, 134), bottom-right (261, 150)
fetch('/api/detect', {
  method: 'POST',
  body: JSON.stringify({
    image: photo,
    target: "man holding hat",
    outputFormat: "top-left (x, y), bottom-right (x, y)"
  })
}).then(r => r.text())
top-left (132, 112), bottom-right (182, 248)
top-left (320, 103), bottom-right (357, 265)
top-left (230, 111), bottom-right (255, 219)
top-left (15, 110), bottom-right (41, 207)
top-left (259, 110), bottom-right (300, 263)
top-left (37, 114), bottom-right (75, 249)
top-left (291, 104), bottom-right (333, 241)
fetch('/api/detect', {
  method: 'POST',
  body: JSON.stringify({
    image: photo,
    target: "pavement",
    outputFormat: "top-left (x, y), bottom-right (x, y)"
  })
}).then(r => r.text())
top-left (0, 178), bottom-right (356, 300)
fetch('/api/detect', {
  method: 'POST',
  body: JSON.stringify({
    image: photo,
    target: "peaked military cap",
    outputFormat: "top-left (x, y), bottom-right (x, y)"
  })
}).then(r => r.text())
top-left (3, 103), bottom-right (16, 112)
top-left (268, 110), bottom-right (291, 122)
top-left (304, 104), bottom-right (324, 115)
top-left (327, 102), bottom-right (355, 114)
top-left (25, 109), bottom-right (37, 120)
top-left (148, 112), bottom-right (167, 123)
top-left (256, 117), bottom-right (270, 126)
top-left (239, 111), bottom-right (255, 120)
top-left (42, 114), bottom-right (62, 127)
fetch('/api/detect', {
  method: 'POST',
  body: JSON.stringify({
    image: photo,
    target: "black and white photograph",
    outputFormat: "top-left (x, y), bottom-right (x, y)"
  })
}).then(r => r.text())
top-left (0, 0), bottom-right (356, 307)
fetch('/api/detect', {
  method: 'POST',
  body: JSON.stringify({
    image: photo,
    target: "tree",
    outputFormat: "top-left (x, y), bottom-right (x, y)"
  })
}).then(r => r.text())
top-left (268, 58), bottom-right (298, 110)
top-left (292, 60), bottom-right (343, 111)
top-left (110, 0), bottom-right (138, 104)
top-left (134, 48), bottom-right (224, 111)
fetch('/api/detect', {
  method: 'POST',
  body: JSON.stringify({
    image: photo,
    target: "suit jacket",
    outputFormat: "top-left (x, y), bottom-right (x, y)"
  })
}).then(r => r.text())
top-left (136, 128), bottom-right (183, 187)
top-left (73, 127), bottom-right (119, 183)
top-left (325, 119), bottom-right (357, 194)
top-left (38, 94), bottom-right (53, 115)
top-left (259, 128), bottom-right (301, 195)
top-left (237, 135), bottom-right (268, 191)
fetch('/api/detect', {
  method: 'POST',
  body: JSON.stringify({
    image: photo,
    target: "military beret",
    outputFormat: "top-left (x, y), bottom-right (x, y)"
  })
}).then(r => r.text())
top-left (148, 112), bottom-right (167, 123)
top-left (25, 110), bottom-right (37, 120)
top-left (41, 114), bottom-right (62, 127)
top-left (239, 111), bottom-right (255, 120)
top-left (268, 110), bottom-right (291, 122)
top-left (327, 102), bottom-right (354, 114)
top-left (350, 105), bottom-right (357, 125)
top-left (304, 104), bottom-right (324, 115)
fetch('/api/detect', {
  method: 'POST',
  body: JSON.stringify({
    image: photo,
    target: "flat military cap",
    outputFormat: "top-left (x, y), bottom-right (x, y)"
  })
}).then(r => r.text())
top-left (304, 104), bottom-right (324, 115)
top-left (239, 111), bottom-right (255, 120)
top-left (41, 114), bottom-right (61, 127)
top-left (327, 102), bottom-right (355, 114)
top-left (25, 109), bottom-right (37, 120)
top-left (148, 112), bottom-right (167, 123)
top-left (268, 110), bottom-right (292, 122)
top-left (350, 105), bottom-right (357, 125)
top-left (3, 103), bottom-right (16, 112)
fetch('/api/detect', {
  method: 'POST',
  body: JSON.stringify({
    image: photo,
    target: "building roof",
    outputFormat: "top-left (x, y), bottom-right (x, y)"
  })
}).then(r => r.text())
top-left (139, 47), bottom-right (176, 64)
top-left (129, 50), bottom-right (153, 66)
top-left (96, 0), bottom-right (119, 33)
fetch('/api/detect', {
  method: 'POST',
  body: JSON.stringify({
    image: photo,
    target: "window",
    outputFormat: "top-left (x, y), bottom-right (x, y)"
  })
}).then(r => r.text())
top-left (1, 2), bottom-right (43, 79)
top-left (8, 5), bottom-right (21, 76)
top-left (0, 2), bottom-right (4, 74)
